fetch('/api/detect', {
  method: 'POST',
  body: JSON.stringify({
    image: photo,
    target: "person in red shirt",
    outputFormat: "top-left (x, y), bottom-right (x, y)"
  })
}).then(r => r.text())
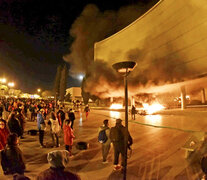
top-left (0, 119), bottom-right (9, 150)
top-left (63, 119), bottom-right (75, 156)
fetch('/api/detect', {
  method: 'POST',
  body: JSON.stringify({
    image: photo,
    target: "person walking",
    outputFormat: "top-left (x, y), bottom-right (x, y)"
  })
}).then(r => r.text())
top-left (36, 150), bottom-right (81, 180)
top-left (63, 119), bottom-right (75, 156)
top-left (48, 111), bottom-right (60, 147)
top-left (131, 105), bottom-right (136, 120)
top-left (37, 109), bottom-right (46, 148)
top-left (1, 133), bottom-right (26, 175)
top-left (84, 105), bottom-right (90, 119)
top-left (68, 108), bottom-right (75, 129)
top-left (110, 118), bottom-right (133, 171)
top-left (98, 119), bottom-right (111, 164)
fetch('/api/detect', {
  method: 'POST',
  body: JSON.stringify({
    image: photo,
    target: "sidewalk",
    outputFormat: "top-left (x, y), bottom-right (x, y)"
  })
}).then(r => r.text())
top-left (0, 108), bottom-right (207, 179)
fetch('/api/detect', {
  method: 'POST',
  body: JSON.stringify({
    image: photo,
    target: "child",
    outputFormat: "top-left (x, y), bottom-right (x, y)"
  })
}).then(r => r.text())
top-left (63, 119), bottom-right (75, 156)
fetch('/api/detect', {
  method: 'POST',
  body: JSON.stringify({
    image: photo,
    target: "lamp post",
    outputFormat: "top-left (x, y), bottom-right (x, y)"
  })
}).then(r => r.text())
top-left (112, 61), bottom-right (136, 180)
top-left (37, 88), bottom-right (41, 95)
top-left (0, 78), bottom-right (7, 84)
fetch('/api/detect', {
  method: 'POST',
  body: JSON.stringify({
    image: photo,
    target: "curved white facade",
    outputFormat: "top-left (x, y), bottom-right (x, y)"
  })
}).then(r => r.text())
top-left (94, 0), bottom-right (207, 79)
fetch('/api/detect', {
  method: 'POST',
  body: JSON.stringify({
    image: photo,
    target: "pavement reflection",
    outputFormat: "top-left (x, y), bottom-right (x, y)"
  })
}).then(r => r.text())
top-left (109, 111), bottom-right (121, 119)
top-left (79, 112), bottom-right (83, 126)
top-left (145, 115), bottom-right (162, 126)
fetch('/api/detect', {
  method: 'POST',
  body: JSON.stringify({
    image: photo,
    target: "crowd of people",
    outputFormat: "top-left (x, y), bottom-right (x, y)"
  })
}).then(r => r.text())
top-left (0, 97), bottom-right (80, 180)
top-left (0, 97), bottom-right (135, 179)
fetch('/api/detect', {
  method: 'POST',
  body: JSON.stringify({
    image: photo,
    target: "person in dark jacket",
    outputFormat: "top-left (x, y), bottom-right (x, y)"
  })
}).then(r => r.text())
top-left (110, 118), bottom-right (133, 171)
top-left (1, 133), bottom-right (26, 175)
top-left (131, 105), bottom-right (136, 120)
top-left (8, 111), bottom-right (23, 137)
top-left (16, 109), bottom-right (26, 139)
top-left (0, 102), bottom-right (4, 118)
top-left (68, 109), bottom-right (75, 129)
top-left (57, 107), bottom-right (65, 128)
top-left (36, 150), bottom-right (81, 180)
top-left (29, 104), bottom-right (36, 121)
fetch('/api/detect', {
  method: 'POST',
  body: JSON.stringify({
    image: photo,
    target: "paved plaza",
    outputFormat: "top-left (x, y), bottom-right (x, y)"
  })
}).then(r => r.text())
top-left (1, 108), bottom-right (207, 180)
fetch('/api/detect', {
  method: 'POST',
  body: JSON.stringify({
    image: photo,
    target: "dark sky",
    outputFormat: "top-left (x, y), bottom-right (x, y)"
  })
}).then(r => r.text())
top-left (0, 0), bottom-right (155, 93)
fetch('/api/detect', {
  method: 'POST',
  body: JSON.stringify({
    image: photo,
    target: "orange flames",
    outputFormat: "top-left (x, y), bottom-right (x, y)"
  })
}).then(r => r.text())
top-left (110, 103), bottom-right (123, 109)
top-left (142, 103), bottom-right (165, 114)
top-left (109, 103), bottom-right (164, 115)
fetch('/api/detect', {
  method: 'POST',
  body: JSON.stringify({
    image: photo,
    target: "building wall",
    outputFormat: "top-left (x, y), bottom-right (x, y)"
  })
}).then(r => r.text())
top-left (94, 0), bottom-right (207, 76)
top-left (66, 87), bottom-right (82, 101)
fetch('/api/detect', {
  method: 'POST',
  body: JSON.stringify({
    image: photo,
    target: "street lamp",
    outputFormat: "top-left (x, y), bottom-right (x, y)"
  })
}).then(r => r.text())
top-left (112, 61), bottom-right (136, 180)
top-left (78, 74), bottom-right (84, 81)
top-left (0, 78), bottom-right (7, 84)
top-left (37, 88), bottom-right (41, 93)
top-left (8, 82), bottom-right (14, 88)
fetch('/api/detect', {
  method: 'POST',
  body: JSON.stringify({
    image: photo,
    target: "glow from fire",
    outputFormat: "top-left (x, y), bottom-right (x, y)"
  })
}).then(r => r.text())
top-left (110, 103), bottom-right (123, 109)
top-left (110, 111), bottom-right (121, 119)
top-left (142, 103), bottom-right (165, 114)
top-left (145, 115), bottom-right (162, 124)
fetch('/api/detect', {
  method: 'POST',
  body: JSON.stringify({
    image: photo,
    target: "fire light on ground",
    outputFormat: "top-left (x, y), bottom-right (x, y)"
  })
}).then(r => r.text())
top-left (110, 103), bottom-right (123, 109)
top-left (142, 103), bottom-right (165, 114)
top-left (145, 115), bottom-right (162, 125)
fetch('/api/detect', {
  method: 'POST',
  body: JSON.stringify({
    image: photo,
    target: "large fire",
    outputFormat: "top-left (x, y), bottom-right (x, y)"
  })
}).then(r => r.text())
top-left (142, 103), bottom-right (165, 114)
top-left (110, 103), bottom-right (123, 109)
top-left (109, 103), bottom-right (164, 115)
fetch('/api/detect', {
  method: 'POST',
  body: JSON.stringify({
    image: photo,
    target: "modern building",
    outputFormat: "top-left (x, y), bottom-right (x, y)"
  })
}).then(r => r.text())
top-left (94, 0), bottom-right (207, 109)
top-left (66, 87), bottom-right (82, 102)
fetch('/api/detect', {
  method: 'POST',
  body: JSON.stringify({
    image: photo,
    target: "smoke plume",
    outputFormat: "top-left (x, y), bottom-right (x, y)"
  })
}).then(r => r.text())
top-left (64, 1), bottom-right (205, 99)
top-left (63, 2), bottom-right (159, 97)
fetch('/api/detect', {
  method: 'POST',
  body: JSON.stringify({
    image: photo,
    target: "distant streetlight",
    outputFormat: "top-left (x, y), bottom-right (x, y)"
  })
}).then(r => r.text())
top-left (112, 61), bottom-right (136, 180)
top-left (8, 82), bottom-right (15, 88)
top-left (37, 88), bottom-right (41, 93)
top-left (78, 74), bottom-right (84, 81)
top-left (0, 78), bottom-right (7, 84)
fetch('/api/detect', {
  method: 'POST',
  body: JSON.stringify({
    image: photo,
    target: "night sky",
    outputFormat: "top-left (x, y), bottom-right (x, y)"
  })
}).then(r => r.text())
top-left (0, 0), bottom-right (156, 93)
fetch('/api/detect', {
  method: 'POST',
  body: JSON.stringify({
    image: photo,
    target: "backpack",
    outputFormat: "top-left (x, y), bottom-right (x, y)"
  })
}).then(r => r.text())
top-left (98, 129), bottom-right (108, 143)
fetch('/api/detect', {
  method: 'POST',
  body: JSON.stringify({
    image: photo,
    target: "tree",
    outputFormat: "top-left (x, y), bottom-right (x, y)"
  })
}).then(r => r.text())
top-left (81, 77), bottom-right (90, 105)
top-left (65, 92), bottom-right (72, 102)
top-left (41, 90), bottom-right (54, 98)
top-left (59, 64), bottom-right (68, 101)
top-left (54, 65), bottom-right (62, 100)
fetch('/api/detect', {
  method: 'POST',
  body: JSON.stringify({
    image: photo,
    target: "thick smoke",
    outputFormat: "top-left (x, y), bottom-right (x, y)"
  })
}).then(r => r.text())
top-left (125, 41), bottom-right (197, 96)
top-left (64, 1), bottom-right (204, 98)
top-left (63, 3), bottom-right (158, 97)
top-left (84, 61), bottom-right (124, 98)
top-left (64, 3), bottom-right (151, 73)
